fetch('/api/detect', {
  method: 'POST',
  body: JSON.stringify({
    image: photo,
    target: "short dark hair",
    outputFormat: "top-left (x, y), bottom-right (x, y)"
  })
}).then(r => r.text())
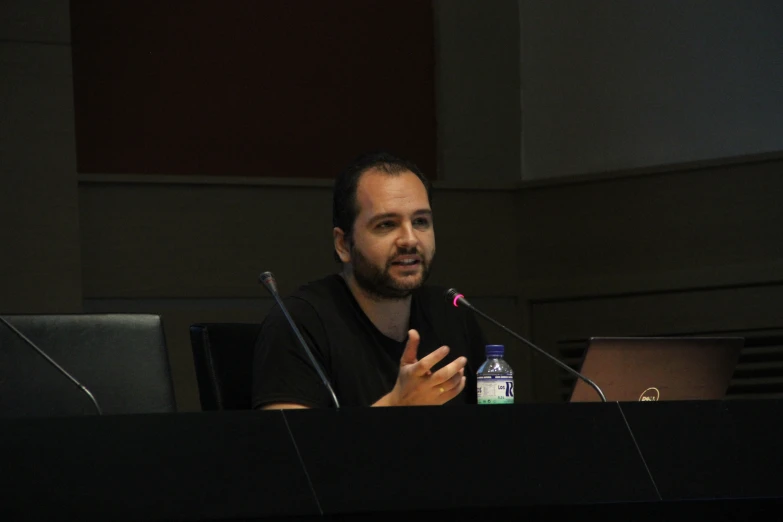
top-left (332, 151), bottom-right (433, 262)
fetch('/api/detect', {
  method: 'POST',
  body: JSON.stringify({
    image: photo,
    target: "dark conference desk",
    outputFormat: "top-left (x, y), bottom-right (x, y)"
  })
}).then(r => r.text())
top-left (2, 400), bottom-right (781, 521)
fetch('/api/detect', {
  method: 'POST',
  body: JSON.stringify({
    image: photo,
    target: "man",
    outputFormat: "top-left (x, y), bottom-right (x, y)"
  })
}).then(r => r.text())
top-left (252, 152), bottom-right (486, 409)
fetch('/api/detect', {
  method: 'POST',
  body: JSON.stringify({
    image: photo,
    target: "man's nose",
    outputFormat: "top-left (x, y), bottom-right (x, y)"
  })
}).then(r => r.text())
top-left (396, 222), bottom-right (419, 248)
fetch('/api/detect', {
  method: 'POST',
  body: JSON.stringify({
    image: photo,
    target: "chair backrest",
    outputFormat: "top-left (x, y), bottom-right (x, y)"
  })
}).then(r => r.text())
top-left (0, 314), bottom-right (176, 417)
top-left (189, 323), bottom-right (261, 411)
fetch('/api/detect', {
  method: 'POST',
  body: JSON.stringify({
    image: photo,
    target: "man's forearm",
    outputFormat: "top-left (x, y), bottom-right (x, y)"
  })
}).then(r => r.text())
top-left (261, 403), bottom-right (309, 410)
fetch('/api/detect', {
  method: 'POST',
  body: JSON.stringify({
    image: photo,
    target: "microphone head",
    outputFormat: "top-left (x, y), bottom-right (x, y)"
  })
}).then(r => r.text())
top-left (444, 288), bottom-right (466, 308)
top-left (258, 271), bottom-right (279, 294)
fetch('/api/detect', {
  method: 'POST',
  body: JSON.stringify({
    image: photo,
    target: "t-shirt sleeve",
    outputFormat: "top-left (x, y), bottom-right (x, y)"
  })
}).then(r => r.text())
top-left (251, 298), bottom-right (334, 409)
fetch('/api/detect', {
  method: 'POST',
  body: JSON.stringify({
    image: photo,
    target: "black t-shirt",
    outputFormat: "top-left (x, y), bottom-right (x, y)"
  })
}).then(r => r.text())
top-left (252, 274), bottom-right (487, 409)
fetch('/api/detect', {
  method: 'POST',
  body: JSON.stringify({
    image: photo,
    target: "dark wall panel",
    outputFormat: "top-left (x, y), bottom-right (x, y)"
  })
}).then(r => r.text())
top-left (71, 0), bottom-right (436, 178)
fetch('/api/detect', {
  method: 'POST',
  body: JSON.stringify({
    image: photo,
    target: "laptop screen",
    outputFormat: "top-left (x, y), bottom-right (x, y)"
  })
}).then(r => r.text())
top-left (569, 337), bottom-right (743, 402)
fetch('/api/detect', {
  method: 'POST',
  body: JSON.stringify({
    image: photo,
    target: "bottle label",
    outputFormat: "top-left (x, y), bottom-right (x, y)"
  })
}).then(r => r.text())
top-left (477, 375), bottom-right (514, 405)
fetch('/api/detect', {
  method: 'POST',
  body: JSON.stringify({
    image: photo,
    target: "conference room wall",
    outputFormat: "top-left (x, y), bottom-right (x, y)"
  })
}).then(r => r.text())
top-left (79, 155), bottom-right (783, 409)
top-left (5, 0), bottom-right (781, 410)
top-left (73, 1), bottom-right (783, 410)
top-left (0, 0), bottom-right (83, 314)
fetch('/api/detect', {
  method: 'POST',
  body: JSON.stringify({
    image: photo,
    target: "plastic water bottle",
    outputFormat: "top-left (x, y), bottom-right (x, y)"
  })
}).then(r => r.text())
top-left (476, 344), bottom-right (514, 404)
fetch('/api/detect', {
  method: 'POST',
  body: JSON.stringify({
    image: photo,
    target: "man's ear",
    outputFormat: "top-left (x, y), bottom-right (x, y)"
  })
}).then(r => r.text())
top-left (333, 227), bottom-right (351, 263)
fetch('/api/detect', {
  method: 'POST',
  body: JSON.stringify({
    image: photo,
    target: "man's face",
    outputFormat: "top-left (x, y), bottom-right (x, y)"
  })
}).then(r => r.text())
top-left (341, 169), bottom-right (435, 299)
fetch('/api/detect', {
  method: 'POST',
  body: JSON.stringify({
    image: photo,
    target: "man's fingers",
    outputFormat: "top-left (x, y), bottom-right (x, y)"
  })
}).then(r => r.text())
top-left (414, 345), bottom-right (450, 377)
top-left (439, 376), bottom-right (467, 404)
top-left (430, 356), bottom-right (468, 385)
top-left (439, 371), bottom-right (464, 393)
top-left (400, 329), bottom-right (421, 366)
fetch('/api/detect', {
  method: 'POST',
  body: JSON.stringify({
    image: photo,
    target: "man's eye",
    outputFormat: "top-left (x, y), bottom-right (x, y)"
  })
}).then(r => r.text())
top-left (377, 221), bottom-right (395, 229)
top-left (413, 218), bottom-right (431, 227)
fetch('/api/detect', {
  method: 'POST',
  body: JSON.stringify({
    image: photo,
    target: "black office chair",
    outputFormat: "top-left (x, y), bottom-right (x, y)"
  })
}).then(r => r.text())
top-left (189, 323), bottom-right (262, 411)
top-left (0, 314), bottom-right (176, 417)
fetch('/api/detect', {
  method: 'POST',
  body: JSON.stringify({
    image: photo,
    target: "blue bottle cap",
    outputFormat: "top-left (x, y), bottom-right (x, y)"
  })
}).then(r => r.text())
top-left (485, 344), bottom-right (504, 358)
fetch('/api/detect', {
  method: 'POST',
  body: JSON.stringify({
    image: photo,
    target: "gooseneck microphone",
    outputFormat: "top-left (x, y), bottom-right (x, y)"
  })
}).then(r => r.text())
top-left (445, 289), bottom-right (607, 402)
top-left (259, 271), bottom-right (341, 409)
top-left (0, 316), bottom-right (103, 415)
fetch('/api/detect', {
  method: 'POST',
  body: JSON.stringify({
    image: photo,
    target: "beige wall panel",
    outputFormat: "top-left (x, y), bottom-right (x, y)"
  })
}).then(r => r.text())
top-left (80, 185), bottom-right (518, 298)
top-left (518, 159), bottom-right (783, 300)
top-left (0, 41), bottom-right (82, 313)
top-left (0, 0), bottom-right (70, 42)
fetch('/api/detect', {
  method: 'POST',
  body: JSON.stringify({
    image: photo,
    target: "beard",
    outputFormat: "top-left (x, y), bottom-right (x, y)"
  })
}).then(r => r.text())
top-left (350, 244), bottom-right (433, 300)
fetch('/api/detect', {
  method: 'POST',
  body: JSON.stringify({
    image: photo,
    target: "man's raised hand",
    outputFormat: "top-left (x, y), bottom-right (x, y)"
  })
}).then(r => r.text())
top-left (375, 329), bottom-right (467, 406)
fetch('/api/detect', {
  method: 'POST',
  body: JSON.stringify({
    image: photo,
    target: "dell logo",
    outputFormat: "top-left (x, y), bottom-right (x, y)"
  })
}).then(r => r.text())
top-left (639, 387), bottom-right (660, 401)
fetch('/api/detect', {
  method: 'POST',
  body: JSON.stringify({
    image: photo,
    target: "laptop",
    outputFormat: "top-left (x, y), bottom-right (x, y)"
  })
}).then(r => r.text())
top-left (569, 337), bottom-right (744, 402)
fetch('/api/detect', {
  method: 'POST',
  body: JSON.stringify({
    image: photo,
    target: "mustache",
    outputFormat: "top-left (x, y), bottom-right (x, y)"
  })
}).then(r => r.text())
top-left (394, 247), bottom-right (420, 256)
top-left (385, 247), bottom-right (426, 269)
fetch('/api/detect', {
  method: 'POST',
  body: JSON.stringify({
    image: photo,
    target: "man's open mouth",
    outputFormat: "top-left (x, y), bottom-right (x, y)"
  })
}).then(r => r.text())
top-left (391, 258), bottom-right (421, 266)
